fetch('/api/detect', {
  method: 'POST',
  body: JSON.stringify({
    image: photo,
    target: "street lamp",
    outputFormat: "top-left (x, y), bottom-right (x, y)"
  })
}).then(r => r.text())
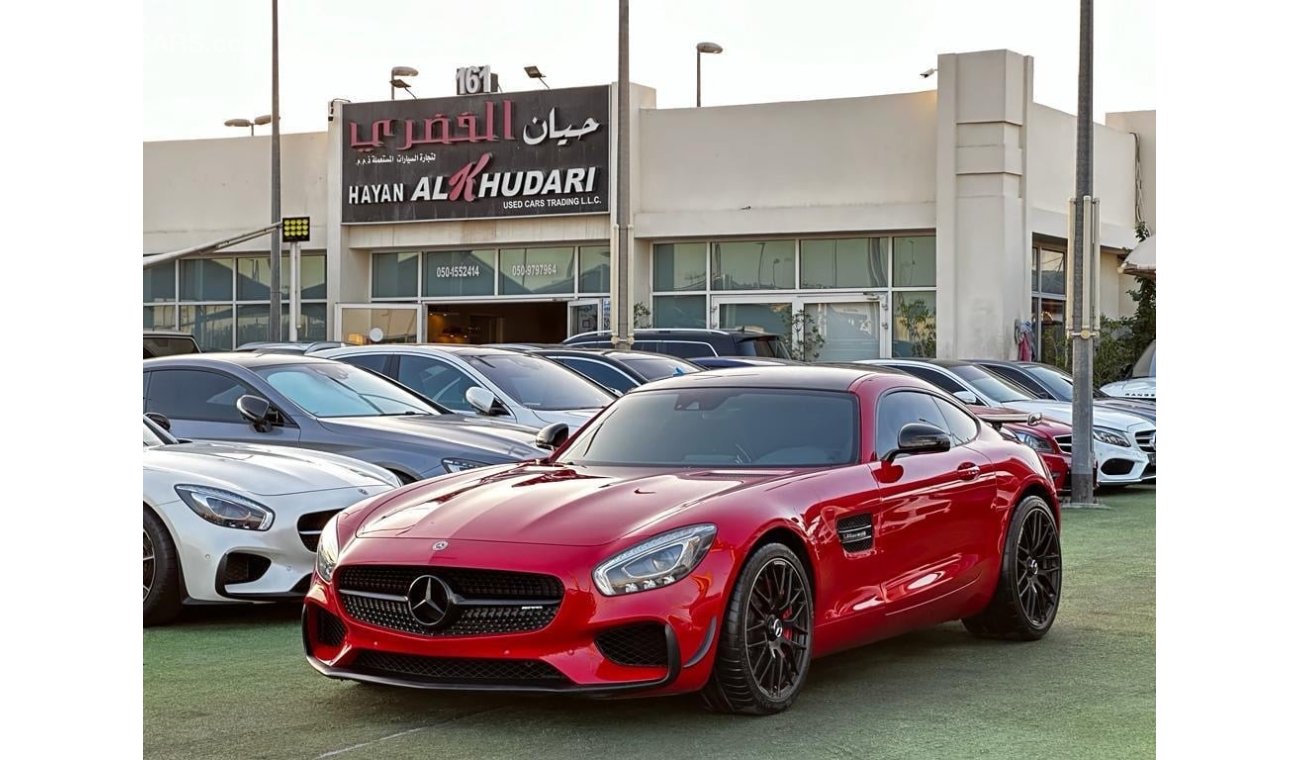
top-left (223, 114), bottom-right (272, 136)
top-left (696, 41), bottom-right (723, 107)
top-left (524, 65), bottom-right (550, 89)
top-left (390, 65), bottom-right (419, 100)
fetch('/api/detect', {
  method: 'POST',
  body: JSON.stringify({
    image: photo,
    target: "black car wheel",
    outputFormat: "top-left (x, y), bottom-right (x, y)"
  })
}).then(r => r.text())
top-left (702, 543), bottom-right (813, 715)
top-left (962, 494), bottom-right (1062, 640)
top-left (144, 508), bottom-right (183, 627)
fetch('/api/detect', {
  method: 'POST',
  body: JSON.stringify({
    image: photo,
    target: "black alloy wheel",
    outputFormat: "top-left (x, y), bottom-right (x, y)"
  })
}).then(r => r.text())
top-left (143, 529), bottom-right (155, 601)
top-left (702, 543), bottom-right (814, 714)
top-left (962, 495), bottom-right (1061, 640)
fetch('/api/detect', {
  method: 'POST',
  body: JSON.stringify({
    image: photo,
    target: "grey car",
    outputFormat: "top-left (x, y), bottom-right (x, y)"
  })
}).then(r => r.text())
top-left (142, 353), bottom-right (548, 484)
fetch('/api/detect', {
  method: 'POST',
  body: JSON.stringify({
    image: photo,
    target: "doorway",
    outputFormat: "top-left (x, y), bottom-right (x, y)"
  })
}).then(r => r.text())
top-left (424, 301), bottom-right (569, 344)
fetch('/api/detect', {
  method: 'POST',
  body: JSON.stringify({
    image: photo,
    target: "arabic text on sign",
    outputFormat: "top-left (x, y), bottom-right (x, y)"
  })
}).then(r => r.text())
top-left (436, 266), bottom-right (481, 279)
top-left (511, 264), bottom-right (559, 277)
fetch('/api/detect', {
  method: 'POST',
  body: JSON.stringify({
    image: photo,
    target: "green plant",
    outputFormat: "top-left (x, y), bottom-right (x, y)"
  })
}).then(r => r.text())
top-left (895, 295), bottom-right (937, 358)
top-left (1088, 279), bottom-right (1156, 386)
top-left (778, 310), bottom-right (826, 362)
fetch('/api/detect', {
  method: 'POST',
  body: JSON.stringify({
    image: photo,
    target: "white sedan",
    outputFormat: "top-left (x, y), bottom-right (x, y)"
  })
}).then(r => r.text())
top-left (143, 415), bottom-right (399, 625)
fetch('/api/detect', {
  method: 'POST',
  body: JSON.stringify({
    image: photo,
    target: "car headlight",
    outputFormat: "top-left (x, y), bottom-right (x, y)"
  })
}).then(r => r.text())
top-left (443, 457), bottom-right (489, 473)
top-left (1014, 430), bottom-right (1055, 454)
top-left (315, 513), bottom-right (340, 583)
top-left (593, 524), bottom-right (717, 596)
top-left (175, 484), bottom-right (273, 531)
top-left (1093, 428), bottom-right (1131, 447)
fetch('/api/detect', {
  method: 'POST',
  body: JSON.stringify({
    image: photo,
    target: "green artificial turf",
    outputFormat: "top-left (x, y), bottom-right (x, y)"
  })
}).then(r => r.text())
top-left (144, 486), bottom-right (1156, 760)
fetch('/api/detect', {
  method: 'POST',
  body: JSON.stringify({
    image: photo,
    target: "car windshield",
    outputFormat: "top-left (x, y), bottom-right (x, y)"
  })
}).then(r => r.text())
top-left (466, 354), bottom-right (614, 410)
top-left (949, 365), bottom-right (1035, 403)
top-left (255, 362), bottom-right (441, 418)
top-left (621, 355), bottom-right (700, 380)
top-left (557, 387), bottom-right (859, 467)
top-left (1025, 365), bottom-right (1077, 400)
top-left (1132, 340), bottom-right (1156, 377)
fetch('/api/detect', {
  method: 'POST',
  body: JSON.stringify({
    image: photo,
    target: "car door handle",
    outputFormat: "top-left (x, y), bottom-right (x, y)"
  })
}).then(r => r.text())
top-left (956, 462), bottom-right (980, 481)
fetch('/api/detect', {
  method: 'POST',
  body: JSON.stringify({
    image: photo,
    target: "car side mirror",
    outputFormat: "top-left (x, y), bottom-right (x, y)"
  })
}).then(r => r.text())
top-left (883, 422), bottom-right (952, 463)
top-left (236, 394), bottom-right (273, 432)
top-left (535, 422), bottom-right (570, 450)
top-left (145, 412), bottom-right (171, 431)
top-left (953, 390), bottom-right (980, 405)
top-left (465, 387), bottom-right (508, 416)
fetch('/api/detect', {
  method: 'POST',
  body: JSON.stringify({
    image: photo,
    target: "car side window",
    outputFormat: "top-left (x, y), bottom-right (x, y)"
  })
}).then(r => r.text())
top-left (874, 391), bottom-right (949, 456)
top-left (396, 355), bottom-right (481, 413)
top-left (337, 353), bottom-right (391, 376)
top-left (146, 369), bottom-right (256, 423)
top-left (554, 357), bottom-right (637, 394)
top-left (905, 365), bottom-right (967, 395)
top-left (934, 396), bottom-right (980, 445)
top-left (985, 365), bottom-right (1049, 399)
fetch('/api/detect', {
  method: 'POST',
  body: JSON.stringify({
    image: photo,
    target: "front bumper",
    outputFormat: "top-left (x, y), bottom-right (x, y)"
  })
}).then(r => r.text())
top-left (301, 537), bottom-right (731, 696)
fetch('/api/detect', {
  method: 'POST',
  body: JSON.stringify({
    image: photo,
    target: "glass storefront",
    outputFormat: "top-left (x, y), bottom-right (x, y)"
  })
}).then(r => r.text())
top-left (144, 253), bottom-right (329, 351)
top-left (650, 235), bottom-right (937, 360)
top-left (1032, 244), bottom-right (1067, 367)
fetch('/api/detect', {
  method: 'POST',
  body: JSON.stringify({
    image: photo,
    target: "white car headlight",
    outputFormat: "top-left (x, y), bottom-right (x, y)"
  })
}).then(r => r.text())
top-left (593, 524), bottom-right (717, 596)
top-left (175, 485), bottom-right (273, 531)
top-left (443, 457), bottom-right (489, 473)
top-left (315, 513), bottom-right (340, 583)
top-left (1093, 428), bottom-right (1130, 447)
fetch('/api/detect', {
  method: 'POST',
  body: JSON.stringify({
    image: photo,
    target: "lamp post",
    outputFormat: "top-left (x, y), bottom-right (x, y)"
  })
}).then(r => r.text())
top-left (695, 41), bottom-right (723, 107)
top-left (1070, 0), bottom-right (1097, 505)
top-left (612, 0), bottom-right (631, 349)
top-left (390, 66), bottom-right (419, 100)
top-left (268, 0), bottom-right (281, 342)
top-left (524, 65), bottom-right (550, 89)
top-left (224, 115), bottom-right (272, 136)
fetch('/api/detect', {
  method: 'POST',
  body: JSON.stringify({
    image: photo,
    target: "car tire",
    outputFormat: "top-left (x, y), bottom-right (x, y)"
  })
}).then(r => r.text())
top-left (962, 495), bottom-right (1061, 641)
top-left (144, 507), bottom-right (183, 627)
top-left (700, 543), bottom-right (813, 715)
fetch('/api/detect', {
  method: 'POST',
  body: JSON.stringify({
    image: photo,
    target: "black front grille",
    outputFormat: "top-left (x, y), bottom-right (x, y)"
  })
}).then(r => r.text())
top-left (349, 650), bottom-right (570, 687)
top-left (1134, 429), bottom-right (1155, 454)
top-left (1055, 435), bottom-right (1072, 453)
top-left (595, 624), bottom-right (669, 667)
top-left (316, 607), bottom-right (346, 646)
top-left (335, 565), bottom-right (563, 638)
top-left (1101, 458), bottom-right (1138, 476)
top-left (222, 553), bottom-right (271, 585)
top-left (298, 510), bottom-right (343, 552)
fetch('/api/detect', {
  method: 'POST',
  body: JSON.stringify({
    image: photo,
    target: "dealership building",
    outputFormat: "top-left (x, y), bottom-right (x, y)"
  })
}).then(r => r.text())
top-left (143, 48), bottom-right (1155, 361)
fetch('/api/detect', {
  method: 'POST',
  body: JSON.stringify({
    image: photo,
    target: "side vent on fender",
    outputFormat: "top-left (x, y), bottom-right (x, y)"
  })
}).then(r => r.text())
top-left (837, 514), bottom-right (874, 553)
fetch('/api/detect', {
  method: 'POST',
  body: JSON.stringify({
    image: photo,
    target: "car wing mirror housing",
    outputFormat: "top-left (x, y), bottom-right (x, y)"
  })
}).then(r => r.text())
top-left (882, 422), bottom-right (952, 463)
top-left (953, 390), bottom-right (980, 405)
top-left (236, 394), bottom-right (273, 432)
top-left (535, 422), bottom-right (570, 450)
top-left (466, 386), bottom-right (508, 416)
top-left (145, 412), bottom-right (171, 431)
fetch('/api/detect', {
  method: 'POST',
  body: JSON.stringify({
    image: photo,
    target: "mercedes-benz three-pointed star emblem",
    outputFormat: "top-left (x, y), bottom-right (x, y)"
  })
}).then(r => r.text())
top-left (406, 575), bottom-right (454, 628)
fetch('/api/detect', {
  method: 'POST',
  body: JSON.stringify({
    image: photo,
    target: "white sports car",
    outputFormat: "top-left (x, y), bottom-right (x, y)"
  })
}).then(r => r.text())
top-left (143, 415), bottom-right (400, 625)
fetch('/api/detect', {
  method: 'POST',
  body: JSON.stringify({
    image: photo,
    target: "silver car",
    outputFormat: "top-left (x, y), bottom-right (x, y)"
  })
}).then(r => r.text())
top-left (143, 353), bottom-right (548, 484)
top-left (316, 344), bottom-right (616, 431)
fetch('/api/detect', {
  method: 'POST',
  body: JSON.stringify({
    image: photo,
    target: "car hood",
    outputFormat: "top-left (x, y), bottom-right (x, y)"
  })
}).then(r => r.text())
top-left (318, 414), bottom-right (545, 460)
top-left (526, 408), bottom-right (602, 429)
top-left (1001, 400), bottom-right (1151, 433)
top-left (353, 464), bottom-right (796, 546)
top-left (1100, 377), bottom-right (1156, 399)
top-left (143, 441), bottom-right (397, 496)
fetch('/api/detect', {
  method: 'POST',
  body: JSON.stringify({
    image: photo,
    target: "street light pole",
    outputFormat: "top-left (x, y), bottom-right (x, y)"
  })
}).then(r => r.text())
top-left (269, 0), bottom-right (282, 342)
top-left (1070, 0), bottom-right (1096, 504)
top-left (613, 0), bottom-right (631, 349)
top-left (695, 42), bottom-right (722, 107)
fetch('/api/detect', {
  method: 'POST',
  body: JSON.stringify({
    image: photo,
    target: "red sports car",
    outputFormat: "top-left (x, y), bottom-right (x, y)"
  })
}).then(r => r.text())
top-left (303, 366), bottom-right (1062, 714)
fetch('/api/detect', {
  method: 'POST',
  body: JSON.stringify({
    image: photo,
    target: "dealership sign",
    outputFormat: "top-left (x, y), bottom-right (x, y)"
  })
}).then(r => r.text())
top-left (341, 85), bottom-right (609, 223)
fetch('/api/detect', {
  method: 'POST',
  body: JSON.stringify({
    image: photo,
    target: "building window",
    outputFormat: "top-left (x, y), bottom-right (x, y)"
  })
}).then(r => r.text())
top-left (578, 245), bottom-right (611, 293)
top-left (800, 238), bottom-right (887, 289)
top-left (652, 295), bottom-right (707, 328)
top-left (891, 236), bottom-right (936, 288)
top-left (371, 251), bottom-right (419, 298)
top-left (145, 253), bottom-right (328, 350)
top-left (498, 247), bottom-right (576, 295)
top-left (423, 250), bottom-right (496, 298)
top-left (893, 291), bottom-right (936, 358)
top-left (652, 243), bottom-right (707, 292)
top-left (1033, 245), bottom-right (1067, 367)
top-left (711, 240), bottom-right (795, 291)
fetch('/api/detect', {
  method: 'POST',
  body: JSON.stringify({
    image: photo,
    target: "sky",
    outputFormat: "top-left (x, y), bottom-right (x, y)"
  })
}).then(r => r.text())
top-left (143, 0), bottom-right (1154, 141)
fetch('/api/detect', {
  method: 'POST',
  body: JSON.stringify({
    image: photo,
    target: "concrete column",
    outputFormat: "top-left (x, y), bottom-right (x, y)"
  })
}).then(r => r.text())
top-left (935, 50), bottom-right (1034, 359)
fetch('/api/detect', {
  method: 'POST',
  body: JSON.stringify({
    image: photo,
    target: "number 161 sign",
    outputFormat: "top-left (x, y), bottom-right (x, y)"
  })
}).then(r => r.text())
top-left (456, 66), bottom-right (498, 95)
